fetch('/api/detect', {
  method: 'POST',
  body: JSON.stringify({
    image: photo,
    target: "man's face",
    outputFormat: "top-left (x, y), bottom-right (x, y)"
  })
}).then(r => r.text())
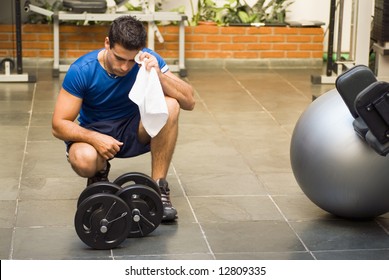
top-left (104, 38), bottom-right (139, 77)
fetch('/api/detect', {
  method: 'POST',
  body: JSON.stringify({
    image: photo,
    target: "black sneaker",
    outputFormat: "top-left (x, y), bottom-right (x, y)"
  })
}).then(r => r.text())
top-left (86, 161), bottom-right (111, 186)
top-left (157, 178), bottom-right (178, 222)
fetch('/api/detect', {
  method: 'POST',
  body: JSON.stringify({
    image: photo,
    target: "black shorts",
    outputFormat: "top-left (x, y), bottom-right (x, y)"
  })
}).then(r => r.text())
top-left (65, 114), bottom-right (150, 158)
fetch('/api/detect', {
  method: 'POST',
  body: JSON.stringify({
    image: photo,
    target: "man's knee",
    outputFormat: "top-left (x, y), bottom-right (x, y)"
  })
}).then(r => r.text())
top-left (68, 144), bottom-right (100, 177)
top-left (165, 97), bottom-right (180, 122)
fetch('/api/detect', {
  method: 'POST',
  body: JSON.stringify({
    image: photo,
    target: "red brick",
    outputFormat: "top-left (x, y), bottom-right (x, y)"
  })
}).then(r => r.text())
top-left (193, 43), bottom-right (219, 51)
top-left (261, 51), bottom-right (285, 58)
top-left (273, 43), bottom-right (298, 51)
top-left (221, 43), bottom-right (246, 51)
top-left (186, 34), bottom-right (205, 43)
top-left (233, 36), bottom-right (258, 43)
top-left (260, 35), bottom-right (285, 43)
top-left (206, 35), bottom-right (231, 43)
top-left (247, 43), bottom-right (272, 50)
top-left (221, 27), bottom-right (248, 35)
top-left (286, 35), bottom-right (311, 43)
top-left (286, 51), bottom-right (311, 58)
top-left (207, 51), bottom-right (233, 59)
top-left (273, 27), bottom-right (299, 35)
top-left (233, 51), bottom-right (259, 59)
top-left (247, 27), bottom-right (272, 35)
top-left (0, 24), bottom-right (325, 61)
top-left (299, 27), bottom-right (324, 35)
top-left (186, 51), bottom-right (206, 59)
top-left (193, 25), bottom-right (219, 34)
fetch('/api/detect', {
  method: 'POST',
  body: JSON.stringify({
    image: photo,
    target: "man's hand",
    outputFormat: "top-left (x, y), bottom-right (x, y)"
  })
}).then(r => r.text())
top-left (139, 52), bottom-right (160, 72)
top-left (91, 132), bottom-right (123, 160)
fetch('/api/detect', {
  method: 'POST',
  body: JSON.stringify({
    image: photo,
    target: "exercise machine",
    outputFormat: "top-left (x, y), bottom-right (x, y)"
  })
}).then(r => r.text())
top-left (311, 0), bottom-right (373, 84)
top-left (0, 0), bottom-right (36, 83)
top-left (24, 0), bottom-right (188, 77)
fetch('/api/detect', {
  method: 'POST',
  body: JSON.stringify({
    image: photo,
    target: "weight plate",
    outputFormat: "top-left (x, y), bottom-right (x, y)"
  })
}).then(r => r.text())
top-left (74, 193), bottom-right (131, 250)
top-left (77, 181), bottom-right (121, 208)
top-left (113, 172), bottom-right (160, 195)
top-left (116, 184), bottom-right (163, 238)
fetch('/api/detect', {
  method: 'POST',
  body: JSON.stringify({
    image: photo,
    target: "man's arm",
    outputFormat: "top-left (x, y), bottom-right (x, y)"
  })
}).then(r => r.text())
top-left (159, 70), bottom-right (195, 111)
top-left (52, 88), bottom-right (123, 160)
top-left (139, 52), bottom-right (195, 111)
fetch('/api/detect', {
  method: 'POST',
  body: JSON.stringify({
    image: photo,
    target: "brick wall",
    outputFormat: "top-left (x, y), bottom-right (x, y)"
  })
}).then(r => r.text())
top-left (0, 24), bottom-right (324, 61)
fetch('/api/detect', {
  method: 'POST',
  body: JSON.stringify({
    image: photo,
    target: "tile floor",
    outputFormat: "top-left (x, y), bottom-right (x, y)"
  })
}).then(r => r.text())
top-left (1, 62), bottom-right (389, 260)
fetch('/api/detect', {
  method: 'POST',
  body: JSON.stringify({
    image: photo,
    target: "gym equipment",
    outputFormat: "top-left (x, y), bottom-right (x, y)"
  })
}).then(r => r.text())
top-left (24, 0), bottom-right (188, 77)
top-left (290, 89), bottom-right (389, 219)
top-left (311, 0), bottom-right (373, 85)
top-left (0, 0), bottom-right (35, 83)
top-left (116, 184), bottom-right (163, 238)
top-left (291, 65), bottom-right (389, 219)
top-left (74, 172), bottom-right (163, 249)
top-left (335, 64), bottom-right (377, 139)
top-left (372, 0), bottom-right (389, 81)
top-left (113, 172), bottom-right (161, 194)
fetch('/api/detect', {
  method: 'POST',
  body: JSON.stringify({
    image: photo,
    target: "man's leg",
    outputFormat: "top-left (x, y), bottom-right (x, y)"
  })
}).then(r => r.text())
top-left (142, 97), bottom-right (180, 221)
top-left (68, 142), bottom-right (109, 185)
top-left (150, 97), bottom-right (180, 181)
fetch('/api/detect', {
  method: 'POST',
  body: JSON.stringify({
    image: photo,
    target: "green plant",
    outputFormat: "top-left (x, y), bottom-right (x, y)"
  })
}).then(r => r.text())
top-left (220, 0), bottom-right (257, 25)
top-left (205, 0), bottom-right (294, 26)
top-left (26, 0), bottom-right (62, 24)
top-left (191, 0), bottom-right (222, 25)
top-left (264, 0), bottom-right (294, 23)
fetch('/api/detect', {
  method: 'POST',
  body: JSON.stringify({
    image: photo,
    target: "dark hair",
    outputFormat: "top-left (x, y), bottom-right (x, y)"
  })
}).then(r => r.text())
top-left (108, 16), bottom-right (147, 50)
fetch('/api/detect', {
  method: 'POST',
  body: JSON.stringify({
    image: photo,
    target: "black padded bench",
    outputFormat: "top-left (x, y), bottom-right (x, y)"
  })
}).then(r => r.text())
top-left (335, 65), bottom-right (389, 156)
top-left (62, 0), bottom-right (107, 13)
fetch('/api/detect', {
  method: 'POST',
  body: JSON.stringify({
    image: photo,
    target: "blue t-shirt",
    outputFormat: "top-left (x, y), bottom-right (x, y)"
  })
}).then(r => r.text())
top-left (62, 48), bottom-right (168, 126)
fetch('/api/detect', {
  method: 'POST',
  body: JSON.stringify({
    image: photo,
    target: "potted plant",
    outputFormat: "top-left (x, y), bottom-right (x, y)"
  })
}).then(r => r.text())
top-left (264, 0), bottom-right (294, 25)
top-left (190, 0), bottom-right (293, 26)
top-left (219, 0), bottom-right (293, 26)
top-left (191, 0), bottom-right (221, 26)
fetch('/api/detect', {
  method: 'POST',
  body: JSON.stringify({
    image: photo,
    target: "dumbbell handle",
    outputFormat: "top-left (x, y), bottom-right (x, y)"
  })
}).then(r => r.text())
top-left (132, 209), bottom-right (155, 227)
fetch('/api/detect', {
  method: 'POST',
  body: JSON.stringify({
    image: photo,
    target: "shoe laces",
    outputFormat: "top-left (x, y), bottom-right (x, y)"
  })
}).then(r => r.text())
top-left (158, 179), bottom-right (172, 206)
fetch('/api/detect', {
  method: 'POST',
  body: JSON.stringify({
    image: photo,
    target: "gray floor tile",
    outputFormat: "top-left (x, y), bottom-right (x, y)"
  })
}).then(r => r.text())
top-left (0, 200), bottom-right (17, 228)
top-left (11, 226), bottom-right (112, 259)
top-left (215, 251), bottom-right (314, 260)
top-left (190, 196), bottom-right (284, 223)
top-left (0, 178), bottom-right (20, 200)
top-left (314, 249), bottom-right (389, 260)
top-left (19, 176), bottom-right (85, 200)
top-left (259, 172), bottom-right (303, 195)
top-left (179, 173), bottom-right (267, 196)
top-left (290, 220), bottom-right (389, 251)
top-left (113, 223), bottom-right (211, 257)
top-left (202, 221), bottom-right (306, 254)
top-left (16, 200), bottom-right (76, 227)
top-left (3, 65), bottom-right (389, 261)
top-left (273, 195), bottom-right (335, 221)
top-left (0, 228), bottom-right (13, 259)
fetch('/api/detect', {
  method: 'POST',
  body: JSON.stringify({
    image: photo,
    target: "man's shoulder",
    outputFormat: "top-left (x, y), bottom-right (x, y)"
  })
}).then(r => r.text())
top-left (71, 49), bottom-right (101, 70)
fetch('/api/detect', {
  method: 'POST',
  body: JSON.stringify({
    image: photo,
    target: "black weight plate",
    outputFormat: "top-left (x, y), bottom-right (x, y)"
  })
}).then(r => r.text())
top-left (116, 185), bottom-right (163, 238)
top-left (74, 193), bottom-right (131, 250)
top-left (77, 181), bottom-right (121, 208)
top-left (113, 172), bottom-right (160, 195)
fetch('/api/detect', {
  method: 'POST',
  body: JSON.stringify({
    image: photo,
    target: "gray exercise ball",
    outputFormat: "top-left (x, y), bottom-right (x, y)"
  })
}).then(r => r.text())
top-left (290, 89), bottom-right (389, 219)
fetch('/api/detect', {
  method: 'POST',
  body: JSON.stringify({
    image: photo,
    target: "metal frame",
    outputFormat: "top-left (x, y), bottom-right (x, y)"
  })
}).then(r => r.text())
top-left (52, 11), bottom-right (187, 77)
top-left (0, 0), bottom-right (36, 83)
top-left (312, 0), bottom-right (373, 84)
top-left (25, 1), bottom-right (187, 77)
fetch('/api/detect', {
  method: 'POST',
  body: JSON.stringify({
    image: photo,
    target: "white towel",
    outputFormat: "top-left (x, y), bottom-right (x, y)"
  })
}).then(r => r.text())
top-left (128, 63), bottom-right (168, 138)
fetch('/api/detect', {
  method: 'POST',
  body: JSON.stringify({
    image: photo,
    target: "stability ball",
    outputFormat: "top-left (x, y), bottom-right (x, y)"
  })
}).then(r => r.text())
top-left (290, 89), bottom-right (389, 219)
